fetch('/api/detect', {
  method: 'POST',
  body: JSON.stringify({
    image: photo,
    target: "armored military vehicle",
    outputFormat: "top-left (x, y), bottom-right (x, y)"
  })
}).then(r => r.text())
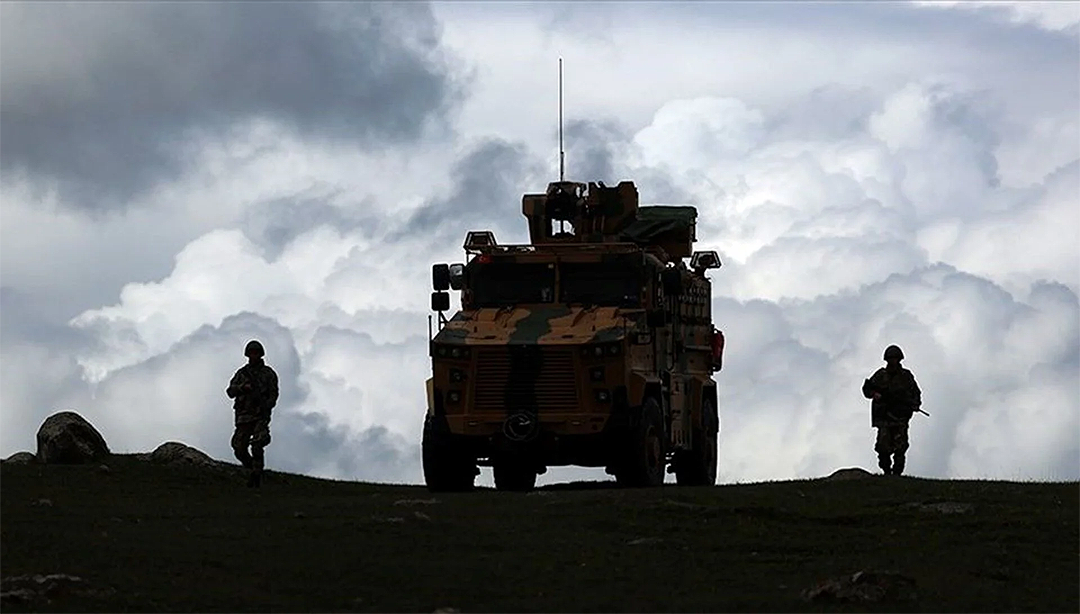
top-left (423, 179), bottom-right (725, 491)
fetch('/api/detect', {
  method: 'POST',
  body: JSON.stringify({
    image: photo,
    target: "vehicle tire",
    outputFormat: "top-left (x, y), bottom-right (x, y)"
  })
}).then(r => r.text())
top-left (493, 457), bottom-right (537, 492)
top-left (615, 397), bottom-right (666, 488)
top-left (422, 416), bottom-right (476, 493)
top-left (675, 397), bottom-right (718, 486)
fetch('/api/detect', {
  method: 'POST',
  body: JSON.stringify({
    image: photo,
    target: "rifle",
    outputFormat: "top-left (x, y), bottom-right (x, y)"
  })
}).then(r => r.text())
top-left (865, 379), bottom-right (929, 418)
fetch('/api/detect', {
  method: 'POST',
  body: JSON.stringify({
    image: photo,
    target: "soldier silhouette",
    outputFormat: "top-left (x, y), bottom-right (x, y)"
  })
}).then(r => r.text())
top-left (862, 345), bottom-right (922, 476)
top-left (226, 340), bottom-right (279, 487)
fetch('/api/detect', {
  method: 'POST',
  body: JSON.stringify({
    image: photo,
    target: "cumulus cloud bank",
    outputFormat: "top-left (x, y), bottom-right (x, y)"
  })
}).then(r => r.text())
top-left (0, 2), bottom-right (464, 208)
top-left (1, 1), bottom-right (1076, 486)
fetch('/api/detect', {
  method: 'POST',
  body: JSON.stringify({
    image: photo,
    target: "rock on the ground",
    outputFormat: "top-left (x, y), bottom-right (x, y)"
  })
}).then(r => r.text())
top-left (824, 467), bottom-right (875, 481)
top-left (802, 570), bottom-right (917, 603)
top-left (904, 501), bottom-right (975, 515)
top-left (35, 411), bottom-right (110, 464)
top-left (148, 442), bottom-right (221, 468)
top-left (0, 573), bottom-right (116, 606)
top-left (393, 498), bottom-right (439, 506)
top-left (2, 451), bottom-right (36, 464)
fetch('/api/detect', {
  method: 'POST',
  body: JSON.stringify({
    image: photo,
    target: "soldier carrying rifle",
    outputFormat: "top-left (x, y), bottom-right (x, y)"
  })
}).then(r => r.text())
top-left (226, 340), bottom-right (279, 488)
top-left (862, 345), bottom-right (926, 476)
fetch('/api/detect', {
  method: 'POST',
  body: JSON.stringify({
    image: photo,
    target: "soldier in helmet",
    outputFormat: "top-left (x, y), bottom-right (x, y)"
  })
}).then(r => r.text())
top-left (226, 340), bottom-right (279, 487)
top-left (861, 345), bottom-right (922, 476)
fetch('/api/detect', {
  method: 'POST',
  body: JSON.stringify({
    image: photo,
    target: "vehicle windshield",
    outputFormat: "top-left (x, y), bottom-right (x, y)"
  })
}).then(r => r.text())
top-left (560, 258), bottom-right (642, 308)
top-left (468, 261), bottom-right (556, 306)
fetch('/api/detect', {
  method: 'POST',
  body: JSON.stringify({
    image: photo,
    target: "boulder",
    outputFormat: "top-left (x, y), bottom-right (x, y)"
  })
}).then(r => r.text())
top-left (35, 412), bottom-right (110, 464)
top-left (824, 467), bottom-right (874, 481)
top-left (148, 442), bottom-right (220, 468)
top-left (2, 451), bottom-right (36, 465)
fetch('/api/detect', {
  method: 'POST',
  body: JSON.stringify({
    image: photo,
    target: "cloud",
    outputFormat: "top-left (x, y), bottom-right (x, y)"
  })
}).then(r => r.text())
top-left (401, 138), bottom-right (547, 241)
top-left (0, 2), bottom-right (466, 209)
top-left (911, 1), bottom-right (1080, 33)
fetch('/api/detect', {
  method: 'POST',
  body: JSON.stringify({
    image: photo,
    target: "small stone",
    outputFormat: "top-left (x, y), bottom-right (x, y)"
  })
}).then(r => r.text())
top-left (627, 537), bottom-right (663, 546)
top-left (921, 502), bottom-right (975, 515)
top-left (97, 464), bottom-right (111, 474)
top-left (34, 498), bottom-right (52, 507)
top-left (3, 451), bottom-right (36, 465)
top-left (662, 499), bottom-right (703, 509)
top-left (802, 570), bottom-right (917, 603)
top-left (0, 588), bottom-right (35, 604)
top-left (393, 498), bottom-right (439, 506)
top-left (294, 512), bottom-right (306, 519)
top-left (414, 511), bottom-right (432, 521)
top-left (0, 573), bottom-right (115, 605)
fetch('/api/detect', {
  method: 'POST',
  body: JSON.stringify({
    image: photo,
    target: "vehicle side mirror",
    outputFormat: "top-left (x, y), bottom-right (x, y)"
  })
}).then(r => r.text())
top-left (661, 268), bottom-right (682, 296)
top-left (691, 250), bottom-right (722, 271)
top-left (448, 263), bottom-right (465, 290)
top-left (646, 310), bottom-right (667, 328)
top-left (431, 291), bottom-right (450, 312)
top-left (432, 264), bottom-right (450, 291)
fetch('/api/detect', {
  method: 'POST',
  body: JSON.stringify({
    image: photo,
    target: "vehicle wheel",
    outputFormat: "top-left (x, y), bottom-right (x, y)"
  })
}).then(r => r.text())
top-left (615, 397), bottom-right (666, 487)
top-left (493, 457), bottom-right (538, 492)
top-left (422, 417), bottom-right (476, 493)
top-left (675, 397), bottom-right (718, 486)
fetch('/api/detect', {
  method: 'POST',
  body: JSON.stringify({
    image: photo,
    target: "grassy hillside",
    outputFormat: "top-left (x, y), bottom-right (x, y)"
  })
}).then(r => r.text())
top-left (2, 455), bottom-right (1077, 613)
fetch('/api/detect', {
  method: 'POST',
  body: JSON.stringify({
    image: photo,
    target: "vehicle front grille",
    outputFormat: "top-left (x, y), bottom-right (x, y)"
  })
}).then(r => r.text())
top-left (473, 347), bottom-right (579, 413)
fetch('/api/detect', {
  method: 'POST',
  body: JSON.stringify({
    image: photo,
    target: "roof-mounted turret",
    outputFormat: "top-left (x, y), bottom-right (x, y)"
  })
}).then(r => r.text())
top-left (521, 180), bottom-right (696, 260)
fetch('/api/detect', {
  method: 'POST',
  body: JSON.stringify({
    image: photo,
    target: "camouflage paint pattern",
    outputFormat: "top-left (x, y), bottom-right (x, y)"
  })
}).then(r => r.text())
top-left (875, 423), bottom-right (909, 456)
top-left (435, 305), bottom-right (629, 346)
top-left (226, 362), bottom-right (279, 425)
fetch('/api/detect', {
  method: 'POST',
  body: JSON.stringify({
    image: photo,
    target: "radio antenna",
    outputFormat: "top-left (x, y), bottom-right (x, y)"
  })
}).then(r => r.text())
top-left (558, 56), bottom-right (564, 182)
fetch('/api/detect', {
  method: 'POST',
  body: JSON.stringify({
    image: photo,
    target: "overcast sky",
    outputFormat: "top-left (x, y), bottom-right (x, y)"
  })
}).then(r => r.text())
top-left (2, 1), bottom-right (1077, 486)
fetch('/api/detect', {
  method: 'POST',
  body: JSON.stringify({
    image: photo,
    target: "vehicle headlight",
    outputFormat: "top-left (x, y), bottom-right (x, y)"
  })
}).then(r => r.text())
top-left (433, 344), bottom-right (470, 359)
top-left (581, 341), bottom-right (621, 357)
